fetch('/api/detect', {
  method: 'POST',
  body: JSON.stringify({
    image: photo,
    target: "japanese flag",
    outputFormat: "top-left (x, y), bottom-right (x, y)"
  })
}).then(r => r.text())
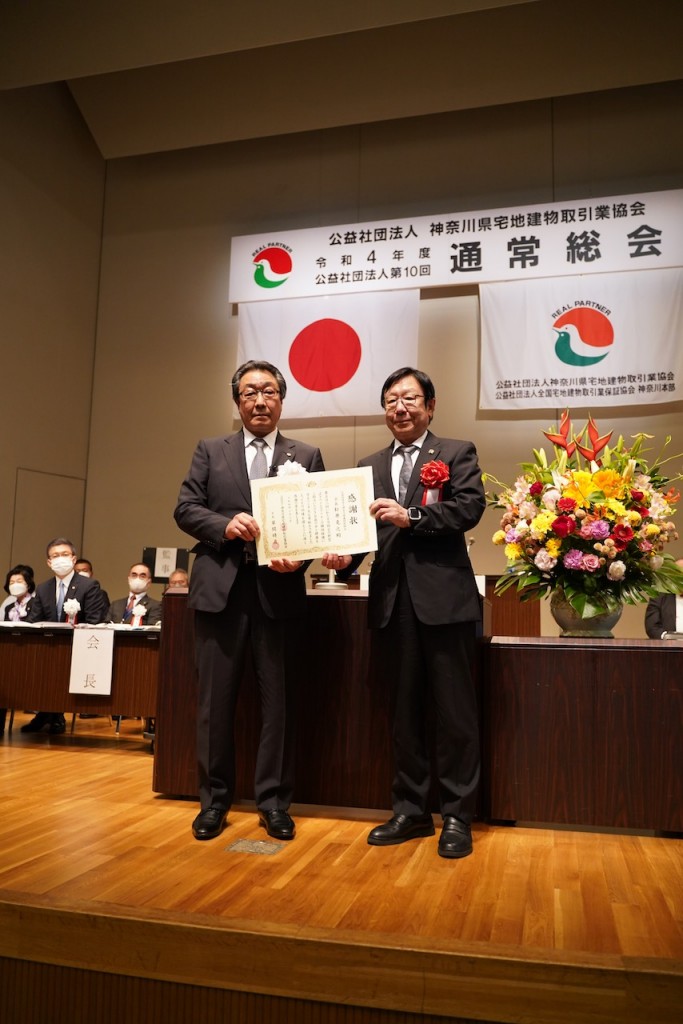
top-left (237, 290), bottom-right (419, 418)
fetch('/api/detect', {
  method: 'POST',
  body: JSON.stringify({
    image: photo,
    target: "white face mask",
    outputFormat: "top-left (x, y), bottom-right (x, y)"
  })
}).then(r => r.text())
top-left (50, 556), bottom-right (75, 576)
top-left (128, 577), bottom-right (148, 595)
top-left (9, 581), bottom-right (28, 598)
top-left (78, 571), bottom-right (91, 578)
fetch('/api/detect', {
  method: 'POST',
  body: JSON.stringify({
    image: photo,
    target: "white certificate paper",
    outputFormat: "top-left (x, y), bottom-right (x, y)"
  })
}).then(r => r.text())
top-left (251, 466), bottom-right (378, 565)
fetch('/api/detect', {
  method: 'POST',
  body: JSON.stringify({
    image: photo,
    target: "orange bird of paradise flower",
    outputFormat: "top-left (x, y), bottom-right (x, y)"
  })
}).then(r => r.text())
top-left (575, 414), bottom-right (613, 464)
top-left (543, 409), bottom-right (577, 457)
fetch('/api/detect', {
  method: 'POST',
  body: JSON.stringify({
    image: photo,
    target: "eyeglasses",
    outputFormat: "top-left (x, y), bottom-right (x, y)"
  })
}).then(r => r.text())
top-left (239, 387), bottom-right (281, 403)
top-left (384, 393), bottom-right (425, 410)
top-left (129, 571), bottom-right (150, 579)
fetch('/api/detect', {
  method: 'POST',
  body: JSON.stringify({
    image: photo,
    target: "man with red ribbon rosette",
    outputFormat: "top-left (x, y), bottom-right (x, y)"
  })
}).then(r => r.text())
top-left (323, 367), bottom-right (485, 859)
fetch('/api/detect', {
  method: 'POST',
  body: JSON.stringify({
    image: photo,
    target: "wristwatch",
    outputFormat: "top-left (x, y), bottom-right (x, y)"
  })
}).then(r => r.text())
top-left (407, 506), bottom-right (422, 523)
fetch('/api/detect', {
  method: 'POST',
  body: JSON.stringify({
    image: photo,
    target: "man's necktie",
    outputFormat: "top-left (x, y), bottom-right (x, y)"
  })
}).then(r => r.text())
top-left (123, 594), bottom-right (135, 623)
top-left (56, 580), bottom-right (65, 621)
top-left (396, 445), bottom-right (417, 504)
top-left (249, 438), bottom-right (268, 480)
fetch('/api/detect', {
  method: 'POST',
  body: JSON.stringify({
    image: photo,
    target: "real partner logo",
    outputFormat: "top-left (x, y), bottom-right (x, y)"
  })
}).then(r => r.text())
top-left (252, 244), bottom-right (293, 289)
top-left (551, 301), bottom-right (615, 367)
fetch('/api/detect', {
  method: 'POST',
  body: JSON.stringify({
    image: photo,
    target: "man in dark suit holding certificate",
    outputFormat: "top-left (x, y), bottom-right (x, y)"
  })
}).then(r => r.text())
top-left (324, 367), bottom-right (485, 859)
top-left (174, 360), bottom-right (325, 842)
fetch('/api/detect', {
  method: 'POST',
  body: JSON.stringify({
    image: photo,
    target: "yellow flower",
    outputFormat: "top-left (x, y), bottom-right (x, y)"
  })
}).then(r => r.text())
top-left (592, 468), bottom-right (626, 500)
top-left (530, 511), bottom-right (554, 539)
top-left (562, 470), bottom-right (593, 508)
top-left (606, 498), bottom-right (627, 518)
top-left (505, 542), bottom-right (522, 561)
top-left (626, 509), bottom-right (642, 526)
top-left (492, 530), bottom-right (506, 545)
top-left (644, 523), bottom-right (661, 538)
top-left (545, 537), bottom-right (562, 557)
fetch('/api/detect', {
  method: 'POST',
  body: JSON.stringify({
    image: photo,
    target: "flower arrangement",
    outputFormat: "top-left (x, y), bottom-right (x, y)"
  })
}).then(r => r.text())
top-left (420, 459), bottom-right (449, 505)
top-left (63, 598), bottom-right (81, 625)
top-left (277, 460), bottom-right (307, 477)
top-left (485, 410), bottom-right (683, 616)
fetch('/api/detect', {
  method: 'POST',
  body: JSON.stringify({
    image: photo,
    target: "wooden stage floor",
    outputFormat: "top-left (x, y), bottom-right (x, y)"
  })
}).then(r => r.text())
top-left (1, 713), bottom-right (682, 1024)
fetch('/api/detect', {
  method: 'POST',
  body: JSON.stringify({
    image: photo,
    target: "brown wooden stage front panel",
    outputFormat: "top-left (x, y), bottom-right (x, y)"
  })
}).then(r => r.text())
top-left (153, 591), bottom-right (393, 809)
top-left (481, 636), bottom-right (683, 832)
top-left (0, 627), bottom-right (159, 723)
top-left (156, 596), bottom-right (682, 833)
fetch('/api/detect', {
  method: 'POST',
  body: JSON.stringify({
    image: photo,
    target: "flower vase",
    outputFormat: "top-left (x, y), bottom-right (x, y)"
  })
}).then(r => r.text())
top-left (550, 590), bottom-right (623, 638)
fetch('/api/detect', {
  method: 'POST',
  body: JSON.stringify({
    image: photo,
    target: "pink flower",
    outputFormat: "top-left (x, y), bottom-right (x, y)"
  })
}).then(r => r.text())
top-left (583, 553), bottom-right (601, 572)
top-left (563, 549), bottom-right (584, 570)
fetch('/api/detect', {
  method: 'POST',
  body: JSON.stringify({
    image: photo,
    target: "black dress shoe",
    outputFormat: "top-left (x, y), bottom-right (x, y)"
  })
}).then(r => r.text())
top-left (367, 813), bottom-right (435, 846)
top-left (438, 816), bottom-right (473, 859)
top-left (258, 809), bottom-right (295, 840)
top-left (192, 807), bottom-right (228, 840)
top-left (49, 714), bottom-right (66, 735)
top-left (21, 712), bottom-right (50, 733)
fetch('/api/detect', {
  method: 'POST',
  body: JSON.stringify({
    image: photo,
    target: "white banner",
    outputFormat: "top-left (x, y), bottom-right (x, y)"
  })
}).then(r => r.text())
top-left (229, 189), bottom-right (683, 302)
top-left (479, 268), bottom-right (683, 409)
top-left (238, 290), bottom-right (419, 418)
top-left (69, 626), bottom-right (115, 696)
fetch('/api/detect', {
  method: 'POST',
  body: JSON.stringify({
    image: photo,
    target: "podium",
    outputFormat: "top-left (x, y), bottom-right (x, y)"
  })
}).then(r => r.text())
top-left (153, 590), bottom-right (392, 807)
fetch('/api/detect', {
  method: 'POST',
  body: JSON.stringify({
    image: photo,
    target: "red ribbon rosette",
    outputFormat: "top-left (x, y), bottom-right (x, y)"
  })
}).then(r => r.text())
top-left (419, 459), bottom-right (449, 505)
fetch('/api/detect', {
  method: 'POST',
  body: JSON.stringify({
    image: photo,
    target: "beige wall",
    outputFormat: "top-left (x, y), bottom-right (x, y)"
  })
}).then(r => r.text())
top-left (2, 80), bottom-right (682, 632)
top-left (0, 84), bottom-right (105, 577)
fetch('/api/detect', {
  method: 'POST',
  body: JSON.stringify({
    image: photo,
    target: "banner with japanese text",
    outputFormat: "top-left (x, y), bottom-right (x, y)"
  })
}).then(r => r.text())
top-left (229, 190), bottom-right (683, 303)
top-left (238, 290), bottom-right (419, 418)
top-left (479, 268), bottom-right (683, 410)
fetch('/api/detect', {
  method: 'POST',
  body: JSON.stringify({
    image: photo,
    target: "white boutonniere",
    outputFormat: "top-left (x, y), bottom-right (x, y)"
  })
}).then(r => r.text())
top-left (63, 598), bottom-right (81, 625)
top-left (277, 460), bottom-right (308, 476)
top-left (131, 603), bottom-right (148, 626)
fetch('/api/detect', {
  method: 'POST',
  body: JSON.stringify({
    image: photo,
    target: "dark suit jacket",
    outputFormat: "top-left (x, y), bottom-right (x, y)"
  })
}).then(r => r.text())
top-left (354, 430), bottom-right (485, 629)
top-left (645, 593), bottom-right (678, 638)
top-left (3, 596), bottom-right (34, 621)
top-left (174, 430), bottom-right (325, 616)
top-left (28, 574), bottom-right (108, 624)
top-left (107, 593), bottom-right (162, 625)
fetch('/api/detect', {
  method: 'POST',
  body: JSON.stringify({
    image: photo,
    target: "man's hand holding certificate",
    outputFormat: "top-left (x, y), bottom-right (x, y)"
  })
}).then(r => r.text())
top-left (250, 465), bottom-right (378, 566)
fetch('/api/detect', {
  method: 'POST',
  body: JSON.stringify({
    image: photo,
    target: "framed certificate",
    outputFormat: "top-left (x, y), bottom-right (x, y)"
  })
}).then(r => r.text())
top-left (251, 466), bottom-right (378, 565)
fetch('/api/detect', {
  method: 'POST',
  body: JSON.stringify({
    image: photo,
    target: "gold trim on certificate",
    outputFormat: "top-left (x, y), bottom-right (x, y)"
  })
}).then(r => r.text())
top-left (251, 466), bottom-right (378, 565)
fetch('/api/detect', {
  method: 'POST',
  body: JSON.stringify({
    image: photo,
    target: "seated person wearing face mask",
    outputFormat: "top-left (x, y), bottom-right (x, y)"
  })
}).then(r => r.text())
top-left (2, 564), bottom-right (35, 621)
top-left (1, 565), bottom-right (36, 733)
top-left (164, 568), bottom-right (189, 592)
top-left (74, 557), bottom-right (110, 609)
top-left (106, 563), bottom-right (162, 625)
top-left (24, 537), bottom-right (109, 733)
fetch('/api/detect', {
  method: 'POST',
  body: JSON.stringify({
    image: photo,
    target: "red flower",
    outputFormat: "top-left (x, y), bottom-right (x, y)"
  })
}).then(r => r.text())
top-left (557, 497), bottom-right (576, 513)
top-left (551, 515), bottom-right (576, 538)
top-left (575, 414), bottom-right (613, 465)
top-left (420, 460), bottom-right (450, 488)
top-left (611, 523), bottom-right (634, 551)
top-left (529, 481), bottom-right (543, 496)
top-left (543, 409), bottom-right (576, 457)
top-left (630, 489), bottom-right (644, 502)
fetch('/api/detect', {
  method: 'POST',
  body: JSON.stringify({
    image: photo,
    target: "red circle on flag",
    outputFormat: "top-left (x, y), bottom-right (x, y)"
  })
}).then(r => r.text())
top-left (289, 318), bottom-right (361, 392)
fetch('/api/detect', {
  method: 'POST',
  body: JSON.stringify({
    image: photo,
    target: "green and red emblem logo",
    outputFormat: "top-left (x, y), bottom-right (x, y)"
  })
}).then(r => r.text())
top-left (252, 244), bottom-right (293, 289)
